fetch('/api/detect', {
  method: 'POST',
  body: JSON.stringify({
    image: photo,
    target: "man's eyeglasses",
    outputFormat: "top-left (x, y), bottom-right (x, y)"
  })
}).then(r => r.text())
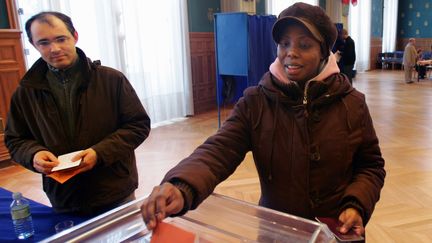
top-left (35, 36), bottom-right (70, 48)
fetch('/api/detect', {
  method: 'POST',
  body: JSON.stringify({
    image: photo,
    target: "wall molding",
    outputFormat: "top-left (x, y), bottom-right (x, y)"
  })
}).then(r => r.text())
top-left (0, 29), bottom-right (26, 164)
top-left (5, 0), bottom-right (18, 29)
top-left (189, 32), bottom-right (216, 114)
top-left (397, 38), bottom-right (432, 53)
top-left (370, 37), bottom-right (383, 70)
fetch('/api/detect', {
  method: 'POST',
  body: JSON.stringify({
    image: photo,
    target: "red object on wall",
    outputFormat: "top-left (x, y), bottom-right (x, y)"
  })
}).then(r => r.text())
top-left (342, 0), bottom-right (357, 6)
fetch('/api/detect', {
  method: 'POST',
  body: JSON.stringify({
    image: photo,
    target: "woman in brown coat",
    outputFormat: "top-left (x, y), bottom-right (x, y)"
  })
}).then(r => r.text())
top-left (141, 3), bottom-right (385, 237)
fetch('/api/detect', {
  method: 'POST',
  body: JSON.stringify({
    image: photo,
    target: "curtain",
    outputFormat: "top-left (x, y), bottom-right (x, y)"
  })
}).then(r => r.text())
top-left (382, 0), bottom-right (398, 52)
top-left (117, 1), bottom-right (193, 125)
top-left (266, 0), bottom-right (318, 15)
top-left (16, 0), bottom-right (193, 127)
top-left (348, 0), bottom-right (371, 71)
top-left (247, 15), bottom-right (278, 87)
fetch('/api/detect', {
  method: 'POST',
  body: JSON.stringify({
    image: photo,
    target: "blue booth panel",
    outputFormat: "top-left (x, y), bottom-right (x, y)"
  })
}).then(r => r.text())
top-left (215, 13), bottom-right (249, 76)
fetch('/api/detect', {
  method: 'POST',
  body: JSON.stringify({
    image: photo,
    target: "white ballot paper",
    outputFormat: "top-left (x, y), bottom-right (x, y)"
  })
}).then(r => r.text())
top-left (51, 150), bottom-right (83, 172)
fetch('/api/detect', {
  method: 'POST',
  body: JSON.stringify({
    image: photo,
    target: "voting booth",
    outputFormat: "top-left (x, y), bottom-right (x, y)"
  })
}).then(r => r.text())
top-left (214, 13), bottom-right (277, 125)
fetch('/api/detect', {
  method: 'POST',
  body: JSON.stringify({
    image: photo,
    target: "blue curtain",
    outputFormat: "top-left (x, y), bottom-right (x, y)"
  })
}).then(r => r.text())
top-left (248, 15), bottom-right (278, 87)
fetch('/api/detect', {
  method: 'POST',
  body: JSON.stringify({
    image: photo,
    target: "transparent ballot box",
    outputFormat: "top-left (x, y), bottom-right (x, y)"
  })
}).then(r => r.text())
top-left (40, 193), bottom-right (335, 242)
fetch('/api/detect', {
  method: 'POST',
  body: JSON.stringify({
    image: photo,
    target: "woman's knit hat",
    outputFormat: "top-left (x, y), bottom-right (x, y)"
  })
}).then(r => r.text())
top-left (272, 2), bottom-right (337, 58)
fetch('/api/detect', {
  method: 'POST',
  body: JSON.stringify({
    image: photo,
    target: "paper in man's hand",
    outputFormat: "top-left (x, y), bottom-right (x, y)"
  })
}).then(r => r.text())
top-left (51, 150), bottom-right (83, 172)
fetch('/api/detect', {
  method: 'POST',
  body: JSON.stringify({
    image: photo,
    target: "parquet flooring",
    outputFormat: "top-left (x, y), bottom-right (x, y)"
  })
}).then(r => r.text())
top-left (1, 70), bottom-right (432, 242)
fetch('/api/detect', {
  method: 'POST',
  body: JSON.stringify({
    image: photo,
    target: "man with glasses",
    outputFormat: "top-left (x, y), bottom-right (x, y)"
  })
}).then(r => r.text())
top-left (5, 12), bottom-right (151, 216)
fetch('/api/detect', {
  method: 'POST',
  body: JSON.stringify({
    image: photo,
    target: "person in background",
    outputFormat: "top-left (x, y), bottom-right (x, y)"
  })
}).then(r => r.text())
top-left (416, 48), bottom-right (426, 79)
top-left (141, 2), bottom-right (385, 239)
top-left (416, 45), bottom-right (432, 80)
top-left (340, 29), bottom-right (356, 84)
top-left (402, 38), bottom-right (417, 83)
top-left (5, 11), bottom-right (151, 216)
top-left (332, 27), bottom-right (345, 70)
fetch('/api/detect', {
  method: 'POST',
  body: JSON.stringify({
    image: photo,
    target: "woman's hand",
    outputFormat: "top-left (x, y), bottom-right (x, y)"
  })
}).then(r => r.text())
top-left (338, 207), bottom-right (365, 236)
top-left (141, 182), bottom-right (184, 230)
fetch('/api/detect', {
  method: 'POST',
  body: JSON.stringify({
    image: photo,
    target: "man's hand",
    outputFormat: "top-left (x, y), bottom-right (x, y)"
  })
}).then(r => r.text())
top-left (141, 182), bottom-right (184, 230)
top-left (33, 150), bottom-right (59, 174)
top-left (338, 207), bottom-right (365, 236)
top-left (71, 148), bottom-right (98, 174)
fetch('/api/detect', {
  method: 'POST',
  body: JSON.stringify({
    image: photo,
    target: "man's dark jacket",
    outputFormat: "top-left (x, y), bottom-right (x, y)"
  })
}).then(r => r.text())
top-left (5, 48), bottom-right (151, 213)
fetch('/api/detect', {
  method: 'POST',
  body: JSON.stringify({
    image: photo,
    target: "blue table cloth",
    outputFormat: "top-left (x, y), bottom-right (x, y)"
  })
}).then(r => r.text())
top-left (0, 188), bottom-right (90, 242)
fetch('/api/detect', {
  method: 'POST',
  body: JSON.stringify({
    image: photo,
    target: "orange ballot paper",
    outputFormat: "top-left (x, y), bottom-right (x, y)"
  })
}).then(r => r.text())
top-left (48, 150), bottom-right (83, 184)
top-left (48, 169), bottom-right (81, 184)
top-left (150, 222), bottom-right (195, 243)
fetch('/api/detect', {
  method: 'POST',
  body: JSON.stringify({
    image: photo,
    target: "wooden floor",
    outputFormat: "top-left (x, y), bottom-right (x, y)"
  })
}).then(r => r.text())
top-left (1, 70), bottom-right (432, 242)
